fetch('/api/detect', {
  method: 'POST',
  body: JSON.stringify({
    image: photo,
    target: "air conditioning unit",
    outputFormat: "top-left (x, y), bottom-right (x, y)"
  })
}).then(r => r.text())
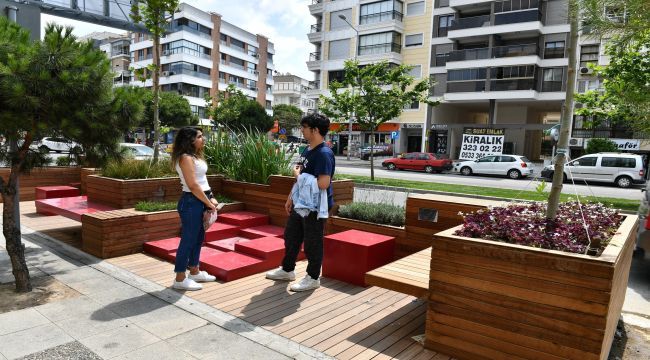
top-left (162, 71), bottom-right (171, 77)
top-left (162, 50), bottom-right (171, 56)
top-left (580, 67), bottom-right (593, 75)
top-left (569, 137), bottom-right (584, 147)
top-left (253, 70), bottom-right (259, 75)
top-left (252, 53), bottom-right (260, 58)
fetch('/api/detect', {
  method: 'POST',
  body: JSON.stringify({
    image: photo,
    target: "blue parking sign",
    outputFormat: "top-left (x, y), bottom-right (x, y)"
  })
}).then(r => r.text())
top-left (391, 131), bottom-right (399, 139)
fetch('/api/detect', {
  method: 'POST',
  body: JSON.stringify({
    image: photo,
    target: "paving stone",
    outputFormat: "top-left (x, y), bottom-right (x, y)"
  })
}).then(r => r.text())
top-left (167, 324), bottom-right (290, 360)
top-left (34, 296), bottom-right (104, 322)
top-left (101, 293), bottom-right (169, 320)
top-left (0, 308), bottom-right (50, 336)
top-left (16, 341), bottom-right (102, 360)
top-left (0, 323), bottom-right (73, 360)
top-left (51, 267), bottom-right (113, 285)
top-left (86, 284), bottom-right (146, 306)
top-left (129, 303), bottom-right (208, 340)
top-left (79, 324), bottom-right (159, 359)
top-left (54, 308), bottom-right (130, 340)
top-left (64, 276), bottom-right (135, 296)
top-left (113, 340), bottom-right (197, 360)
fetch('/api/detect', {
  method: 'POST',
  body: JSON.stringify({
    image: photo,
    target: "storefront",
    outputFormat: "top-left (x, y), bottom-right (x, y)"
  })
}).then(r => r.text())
top-left (329, 122), bottom-right (401, 156)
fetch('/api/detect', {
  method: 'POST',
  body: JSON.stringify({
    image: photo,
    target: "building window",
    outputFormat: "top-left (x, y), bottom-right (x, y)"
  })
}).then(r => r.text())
top-left (328, 70), bottom-right (346, 85)
top-left (544, 41), bottom-right (565, 59)
top-left (577, 79), bottom-right (599, 93)
top-left (447, 68), bottom-right (487, 81)
top-left (358, 31), bottom-right (402, 55)
top-left (265, 100), bottom-right (272, 110)
top-left (163, 39), bottom-right (210, 58)
top-left (230, 37), bottom-right (246, 51)
top-left (406, 1), bottom-right (425, 16)
top-left (491, 65), bottom-right (535, 79)
top-left (229, 56), bottom-right (245, 70)
top-left (360, 0), bottom-right (404, 25)
top-left (436, 15), bottom-right (454, 37)
top-left (542, 68), bottom-right (563, 92)
top-left (404, 100), bottom-right (419, 109)
top-left (404, 33), bottom-right (423, 47)
top-left (248, 45), bottom-right (258, 57)
top-left (219, 72), bottom-right (226, 83)
top-left (579, 45), bottom-right (599, 68)
top-left (330, 9), bottom-right (353, 29)
top-left (494, 0), bottom-right (540, 13)
top-left (407, 65), bottom-right (422, 78)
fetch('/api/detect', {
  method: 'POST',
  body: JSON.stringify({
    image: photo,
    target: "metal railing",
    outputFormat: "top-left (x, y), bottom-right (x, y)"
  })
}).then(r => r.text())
top-left (494, 9), bottom-right (542, 25)
top-left (310, 23), bottom-right (322, 33)
top-left (446, 80), bottom-right (486, 93)
top-left (490, 78), bottom-right (536, 91)
top-left (449, 15), bottom-right (490, 30)
top-left (492, 43), bottom-right (538, 58)
top-left (309, 52), bottom-right (321, 61)
top-left (311, 0), bottom-right (322, 4)
top-left (448, 47), bottom-right (489, 62)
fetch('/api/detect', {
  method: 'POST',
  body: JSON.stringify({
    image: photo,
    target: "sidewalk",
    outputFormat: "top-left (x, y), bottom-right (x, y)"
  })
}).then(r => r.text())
top-left (0, 226), bottom-right (332, 360)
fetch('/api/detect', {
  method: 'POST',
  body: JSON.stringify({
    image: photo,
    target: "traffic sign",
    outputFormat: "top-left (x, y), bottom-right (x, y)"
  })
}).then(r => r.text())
top-left (391, 131), bottom-right (399, 140)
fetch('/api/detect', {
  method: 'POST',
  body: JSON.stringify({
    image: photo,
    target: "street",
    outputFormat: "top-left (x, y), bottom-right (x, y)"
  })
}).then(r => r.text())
top-left (334, 156), bottom-right (644, 201)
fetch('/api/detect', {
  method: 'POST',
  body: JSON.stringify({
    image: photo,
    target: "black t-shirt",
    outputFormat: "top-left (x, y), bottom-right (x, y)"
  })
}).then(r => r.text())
top-left (298, 142), bottom-right (336, 209)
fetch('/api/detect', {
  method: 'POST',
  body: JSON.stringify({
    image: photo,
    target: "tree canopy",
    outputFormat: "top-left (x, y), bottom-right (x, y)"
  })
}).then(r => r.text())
top-left (319, 60), bottom-right (438, 179)
top-left (141, 90), bottom-right (198, 129)
top-left (206, 84), bottom-right (274, 132)
top-left (272, 104), bottom-right (303, 132)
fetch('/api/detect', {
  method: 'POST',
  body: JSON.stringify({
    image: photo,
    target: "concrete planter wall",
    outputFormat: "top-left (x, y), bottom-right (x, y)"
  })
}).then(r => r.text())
top-left (425, 215), bottom-right (638, 360)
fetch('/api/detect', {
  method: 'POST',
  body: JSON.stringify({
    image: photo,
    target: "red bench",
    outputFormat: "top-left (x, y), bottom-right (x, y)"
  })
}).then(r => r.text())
top-left (35, 196), bottom-right (115, 221)
top-left (322, 230), bottom-right (396, 286)
top-left (35, 185), bottom-right (80, 200)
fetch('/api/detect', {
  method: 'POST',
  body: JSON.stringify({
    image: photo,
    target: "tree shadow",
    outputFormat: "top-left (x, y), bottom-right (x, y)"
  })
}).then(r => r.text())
top-left (90, 288), bottom-right (184, 321)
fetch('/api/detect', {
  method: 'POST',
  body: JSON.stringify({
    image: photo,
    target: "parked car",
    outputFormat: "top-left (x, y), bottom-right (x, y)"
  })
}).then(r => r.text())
top-left (119, 143), bottom-right (169, 160)
top-left (31, 137), bottom-right (81, 153)
top-left (382, 152), bottom-right (453, 173)
top-left (360, 145), bottom-right (392, 160)
top-left (454, 154), bottom-right (533, 179)
top-left (540, 153), bottom-right (645, 188)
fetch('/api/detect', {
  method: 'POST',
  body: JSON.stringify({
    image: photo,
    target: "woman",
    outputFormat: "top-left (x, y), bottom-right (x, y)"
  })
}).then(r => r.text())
top-left (171, 127), bottom-right (219, 290)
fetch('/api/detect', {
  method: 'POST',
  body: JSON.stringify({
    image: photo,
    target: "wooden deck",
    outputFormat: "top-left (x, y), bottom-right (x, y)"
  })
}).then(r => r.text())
top-left (365, 248), bottom-right (431, 299)
top-left (108, 253), bottom-right (449, 360)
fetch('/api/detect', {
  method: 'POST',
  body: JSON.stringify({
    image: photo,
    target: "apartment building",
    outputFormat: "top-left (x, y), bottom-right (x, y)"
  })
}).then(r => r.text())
top-left (130, 3), bottom-right (275, 126)
top-left (81, 32), bottom-right (133, 87)
top-left (307, 0), bottom-right (434, 154)
top-left (272, 74), bottom-right (317, 115)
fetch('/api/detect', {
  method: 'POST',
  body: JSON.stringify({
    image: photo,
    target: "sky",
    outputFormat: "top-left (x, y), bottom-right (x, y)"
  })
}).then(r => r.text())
top-left (40, 0), bottom-right (314, 80)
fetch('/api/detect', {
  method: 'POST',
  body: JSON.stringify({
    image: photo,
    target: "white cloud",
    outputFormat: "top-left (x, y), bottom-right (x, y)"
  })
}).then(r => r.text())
top-left (40, 0), bottom-right (315, 80)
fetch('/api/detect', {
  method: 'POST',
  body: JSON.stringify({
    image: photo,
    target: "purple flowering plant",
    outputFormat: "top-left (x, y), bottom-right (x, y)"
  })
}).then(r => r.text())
top-left (454, 201), bottom-right (623, 255)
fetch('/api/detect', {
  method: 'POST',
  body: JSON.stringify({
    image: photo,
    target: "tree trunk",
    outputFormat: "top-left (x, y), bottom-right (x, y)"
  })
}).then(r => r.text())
top-left (546, 0), bottom-right (579, 219)
top-left (152, 24), bottom-right (161, 163)
top-left (370, 127), bottom-right (375, 181)
top-left (1, 143), bottom-right (31, 292)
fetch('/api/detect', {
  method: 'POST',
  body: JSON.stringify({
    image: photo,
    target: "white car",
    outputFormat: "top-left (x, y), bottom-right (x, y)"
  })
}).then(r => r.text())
top-left (32, 137), bottom-right (81, 153)
top-left (119, 143), bottom-right (169, 160)
top-left (454, 154), bottom-right (534, 179)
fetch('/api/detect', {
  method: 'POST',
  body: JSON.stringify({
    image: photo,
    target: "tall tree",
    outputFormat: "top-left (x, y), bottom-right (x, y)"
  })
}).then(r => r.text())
top-left (319, 60), bottom-right (438, 180)
top-left (206, 84), bottom-right (274, 132)
top-left (130, 0), bottom-right (180, 162)
top-left (141, 90), bottom-right (198, 130)
top-left (580, 0), bottom-right (650, 46)
top-left (0, 19), bottom-right (141, 292)
top-left (272, 104), bottom-right (303, 133)
top-left (546, 0), bottom-right (580, 219)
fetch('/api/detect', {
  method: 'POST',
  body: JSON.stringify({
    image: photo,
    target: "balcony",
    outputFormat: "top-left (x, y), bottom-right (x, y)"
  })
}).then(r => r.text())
top-left (490, 78), bottom-right (536, 91)
top-left (494, 8), bottom-right (542, 25)
top-left (310, 23), bottom-right (322, 33)
top-left (492, 43), bottom-right (538, 58)
top-left (358, 42), bottom-right (402, 56)
top-left (448, 47), bottom-right (489, 62)
top-left (309, 0), bottom-right (323, 15)
top-left (434, 53), bottom-right (449, 67)
top-left (172, 25), bottom-right (212, 40)
top-left (541, 81), bottom-right (562, 92)
top-left (449, 15), bottom-right (490, 30)
top-left (308, 23), bottom-right (323, 43)
top-left (359, 10), bottom-right (403, 25)
top-left (309, 52), bottom-right (321, 61)
top-left (446, 80), bottom-right (486, 93)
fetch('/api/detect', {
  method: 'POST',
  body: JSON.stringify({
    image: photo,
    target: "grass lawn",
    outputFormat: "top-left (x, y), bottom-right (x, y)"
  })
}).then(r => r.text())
top-left (339, 174), bottom-right (640, 212)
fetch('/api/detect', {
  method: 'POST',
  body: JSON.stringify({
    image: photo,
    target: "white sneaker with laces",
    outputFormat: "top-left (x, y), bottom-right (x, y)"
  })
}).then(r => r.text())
top-left (290, 275), bottom-right (320, 292)
top-left (172, 277), bottom-right (203, 291)
top-left (265, 267), bottom-right (296, 281)
top-left (188, 270), bottom-right (216, 282)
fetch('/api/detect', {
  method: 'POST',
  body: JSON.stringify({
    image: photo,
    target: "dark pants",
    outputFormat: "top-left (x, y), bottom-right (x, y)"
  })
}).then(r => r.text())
top-left (282, 210), bottom-right (324, 280)
top-left (174, 193), bottom-right (206, 273)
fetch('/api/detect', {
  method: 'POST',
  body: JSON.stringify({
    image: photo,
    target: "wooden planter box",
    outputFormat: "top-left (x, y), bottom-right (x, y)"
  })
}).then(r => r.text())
top-left (425, 215), bottom-right (638, 360)
top-left (80, 168), bottom-right (101, 194)
top-left (85, 174), bottom-right (224, 209)
top-left (81, 201), bottom-right (245, 259)
top-left (0, 166), bottom-right (81, 202)
top-left (221, 175), bottom-right (354, 227)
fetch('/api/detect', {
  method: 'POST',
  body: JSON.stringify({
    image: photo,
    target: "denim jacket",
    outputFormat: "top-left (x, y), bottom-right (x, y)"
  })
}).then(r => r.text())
top-left (291, 173), bottom-right (329, 219)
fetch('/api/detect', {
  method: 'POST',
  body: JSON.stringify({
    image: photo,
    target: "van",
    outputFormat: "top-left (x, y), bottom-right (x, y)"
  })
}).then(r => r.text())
top-left (540, 153), bottom-right (645, 188)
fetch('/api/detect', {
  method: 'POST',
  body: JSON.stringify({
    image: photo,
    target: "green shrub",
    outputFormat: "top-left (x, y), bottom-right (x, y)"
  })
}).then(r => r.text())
top-left (55, 156), bottom-right (76, 166)
top-left (205, 128), bottom-right (292, 184)
top-left (337, 202), bottom-right (405, 227)
top-left (215, 194), bottom-right (232, 203)
top-left (134, 201), bottom-right (177, 212)
top-left (102, 158), bottom-right (176, 180)
top-left (585, 138), bottom-right (619, 154)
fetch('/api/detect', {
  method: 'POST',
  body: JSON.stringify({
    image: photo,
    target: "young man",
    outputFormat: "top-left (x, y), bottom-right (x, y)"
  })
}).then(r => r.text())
top-left (265, 113), bottom-right (335, 291)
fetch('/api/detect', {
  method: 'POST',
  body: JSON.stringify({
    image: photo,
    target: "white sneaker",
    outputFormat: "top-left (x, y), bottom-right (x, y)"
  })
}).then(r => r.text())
top-left (172, 277), bottom-right (202, 291)
top-left (290, 275), bottom-right (320, 292)
top-left (265, 267), bottom-right (295, 281)
top-left (188, 270), bottom-right (216, 282)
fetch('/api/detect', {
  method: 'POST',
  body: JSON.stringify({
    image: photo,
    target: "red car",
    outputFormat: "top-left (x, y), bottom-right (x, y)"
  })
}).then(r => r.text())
top-left (382, 152), bottom-right (453, 173)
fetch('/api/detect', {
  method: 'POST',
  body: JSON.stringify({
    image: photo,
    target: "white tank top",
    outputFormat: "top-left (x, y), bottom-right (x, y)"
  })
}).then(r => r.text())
top-left (175, 156), bottom-right (210, 192)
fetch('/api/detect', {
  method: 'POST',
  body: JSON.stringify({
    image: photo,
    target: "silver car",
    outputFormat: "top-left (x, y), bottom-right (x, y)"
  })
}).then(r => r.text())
top-left (541, 153), bottom-right (645, 188)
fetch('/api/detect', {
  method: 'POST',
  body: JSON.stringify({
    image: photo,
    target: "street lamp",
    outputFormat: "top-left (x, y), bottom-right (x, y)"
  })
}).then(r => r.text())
top-left (338, 14), bottom-right (358, 161)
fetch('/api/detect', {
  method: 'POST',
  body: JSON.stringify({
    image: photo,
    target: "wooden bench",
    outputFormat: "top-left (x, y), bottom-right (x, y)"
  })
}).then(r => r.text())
top-left (364, 247), bottom-right (431, 298)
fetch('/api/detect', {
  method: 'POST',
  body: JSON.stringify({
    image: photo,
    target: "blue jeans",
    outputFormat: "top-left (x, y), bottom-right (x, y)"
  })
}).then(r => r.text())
top-left (174, 192), bottom-right (206, 273)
